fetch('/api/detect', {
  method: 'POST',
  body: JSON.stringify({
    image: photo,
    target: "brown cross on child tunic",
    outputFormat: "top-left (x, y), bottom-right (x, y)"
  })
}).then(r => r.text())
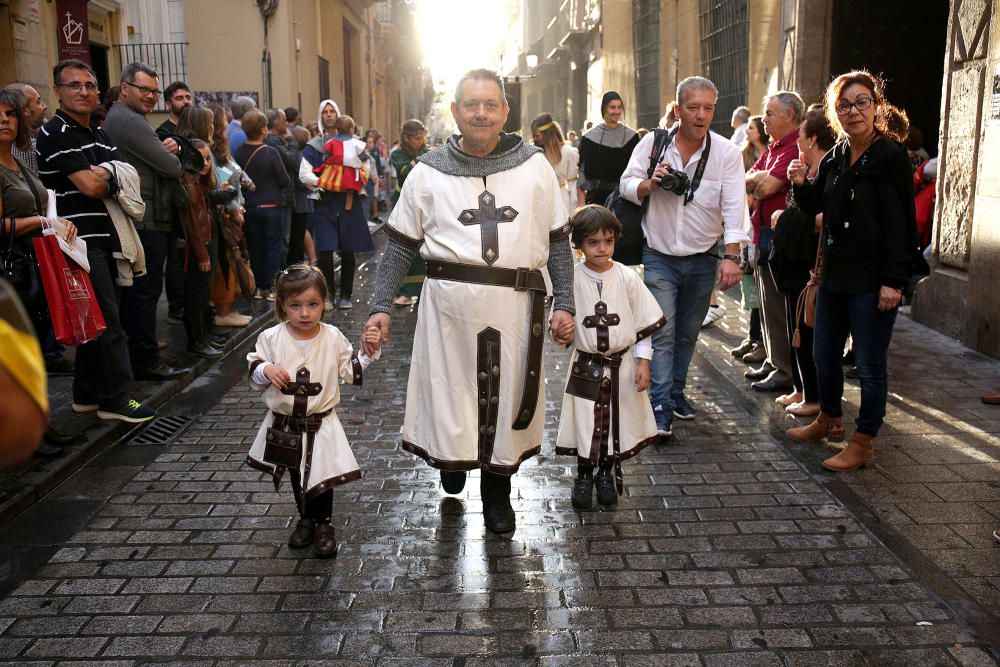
top-left (582, 301), bottom-right (621, 352)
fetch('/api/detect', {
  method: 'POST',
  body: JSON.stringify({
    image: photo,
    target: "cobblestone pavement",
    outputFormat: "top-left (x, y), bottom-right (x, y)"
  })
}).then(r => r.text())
top-left (696, 290), bottom-right (1000, 645)
top-left (0, 257), bottom-right (997, 665)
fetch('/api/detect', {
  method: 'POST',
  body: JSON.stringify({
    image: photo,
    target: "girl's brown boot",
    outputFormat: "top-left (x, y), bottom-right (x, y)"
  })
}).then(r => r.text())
top-left (786, 411), bottom-right (845, 443)
top-left (822, 432), bottom-right (875, 472)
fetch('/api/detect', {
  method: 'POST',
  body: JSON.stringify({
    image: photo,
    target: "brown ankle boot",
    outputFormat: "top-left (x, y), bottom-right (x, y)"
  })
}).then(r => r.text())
top-left (313, 523), bottom-right (338, 558)
top-left (786, 411), bottom-right (845, 443)
top-left (822, 432), bottom-right (875, 472)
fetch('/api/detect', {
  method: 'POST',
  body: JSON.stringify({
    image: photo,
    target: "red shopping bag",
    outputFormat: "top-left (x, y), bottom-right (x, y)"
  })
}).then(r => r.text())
top-left (32, 233), bottom-right (106, 345)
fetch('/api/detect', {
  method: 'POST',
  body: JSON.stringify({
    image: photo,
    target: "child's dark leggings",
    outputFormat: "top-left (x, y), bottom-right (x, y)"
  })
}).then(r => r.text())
top-left (289, 473), bottom-right (333, 523)
top-left (316, 251), bottom-right (355, 301)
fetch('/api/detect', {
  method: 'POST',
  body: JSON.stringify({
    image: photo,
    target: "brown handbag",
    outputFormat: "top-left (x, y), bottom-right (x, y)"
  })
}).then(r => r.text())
top-left (792, 231), bottom-right (824, 349)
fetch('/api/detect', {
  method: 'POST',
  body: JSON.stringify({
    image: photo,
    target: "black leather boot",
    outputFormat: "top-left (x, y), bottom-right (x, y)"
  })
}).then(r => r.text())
top-left (481, 471), bottom-right (515, 533)
top-left (571, 471), bottom-right (594, 510)
top-left (440, 470), bottom-right (467, 494)
top-left (595, 468), bottom-right (618, 507)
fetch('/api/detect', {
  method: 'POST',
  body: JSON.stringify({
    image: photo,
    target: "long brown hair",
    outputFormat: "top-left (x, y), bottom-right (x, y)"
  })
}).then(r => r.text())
top-left (530, 112), bottom-right (566, 166)
top-left (208, 104), bottom-right (231, 163)
top-left (177, 106), bottom-right (214, 144)
top-left (740, 116), bottom-right (768, 171)
top-left (824, 69), bottom-right (909, 143)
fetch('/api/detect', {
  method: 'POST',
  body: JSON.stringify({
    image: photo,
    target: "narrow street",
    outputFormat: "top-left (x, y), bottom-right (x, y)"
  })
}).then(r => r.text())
top-left (0, 256), bottom-right (996, 665)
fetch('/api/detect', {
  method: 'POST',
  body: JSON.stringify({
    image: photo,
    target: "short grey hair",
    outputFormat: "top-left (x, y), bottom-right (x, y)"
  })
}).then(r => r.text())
top-left (733, 106), bottom-right (750, 123)
top-left (120, 62), bottom-right (158, 83)
top-left (676, 76), bottom-right (718, 106)
top-left (230, 95), bottom-right (256, 120)
top-left (265, 108), bottom-right (285, 130)
top-left (766, 91), bottom-right (805, 124)
top-left (454, 68), bottom-right (506, 105)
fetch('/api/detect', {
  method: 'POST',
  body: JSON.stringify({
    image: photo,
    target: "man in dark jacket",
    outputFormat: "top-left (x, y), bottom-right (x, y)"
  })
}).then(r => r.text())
top-left (265, 108), bottom-right (299, 265)
top-left (103, 62), bottom-right (189, 381)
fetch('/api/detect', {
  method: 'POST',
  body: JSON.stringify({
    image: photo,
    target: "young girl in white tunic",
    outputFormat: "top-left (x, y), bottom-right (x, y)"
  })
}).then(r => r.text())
top-left (246, 264), bottom-right (380, 557)
top-left (555, 206), bottom-right (666, 510)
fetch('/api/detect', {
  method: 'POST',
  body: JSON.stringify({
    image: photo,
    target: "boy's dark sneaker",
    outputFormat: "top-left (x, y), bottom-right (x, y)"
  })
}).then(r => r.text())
top-left (595, 468), bottom-right (618, 507)
top-left (571, 472), bottom-right (594, 510)
top-left (672, 394), bottom-right (696, 420)
top-left (97, 399), bottom-right (156, 423)
top-left (654, 405), bottom-right (673, 437)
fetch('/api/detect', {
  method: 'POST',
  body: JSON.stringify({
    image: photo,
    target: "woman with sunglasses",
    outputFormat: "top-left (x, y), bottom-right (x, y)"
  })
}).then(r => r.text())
top-left (785, 70), bottom-right (918, 472)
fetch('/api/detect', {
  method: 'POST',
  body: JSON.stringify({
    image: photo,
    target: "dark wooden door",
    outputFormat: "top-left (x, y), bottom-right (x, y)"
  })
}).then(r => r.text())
top-left (831, 0), bottom-right (949, 154)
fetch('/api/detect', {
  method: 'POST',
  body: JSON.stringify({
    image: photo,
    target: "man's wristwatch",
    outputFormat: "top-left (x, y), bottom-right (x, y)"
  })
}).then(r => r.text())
top-left (722, 254), bottom-right (741, 263)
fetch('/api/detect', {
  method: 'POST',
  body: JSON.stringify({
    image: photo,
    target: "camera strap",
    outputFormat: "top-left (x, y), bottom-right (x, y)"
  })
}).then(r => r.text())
top-left (658, 126), bottom-right (711, 206)
top-left (683, 131), bottom-right (710, 206)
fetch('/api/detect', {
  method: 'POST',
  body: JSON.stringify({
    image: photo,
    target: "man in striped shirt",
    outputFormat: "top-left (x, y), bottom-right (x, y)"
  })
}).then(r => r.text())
top-left (36, 59), bottom-right (155, 423)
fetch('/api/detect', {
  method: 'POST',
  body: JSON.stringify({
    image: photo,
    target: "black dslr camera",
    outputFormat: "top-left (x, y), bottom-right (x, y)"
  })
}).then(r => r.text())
top-left (658, 166), bottom-right (690, 196)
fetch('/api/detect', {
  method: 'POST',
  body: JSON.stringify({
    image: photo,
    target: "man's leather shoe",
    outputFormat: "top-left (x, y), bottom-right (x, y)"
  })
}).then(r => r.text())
top-left (440, 470), bottom-right (467, 494)
top-left (44, 427), bottom-right (77, 446)
top-left (313, 523), bottom-right (337, 558)
top-left (744, 363), bottom-right (774, 381)
top-left (982, 392), bottom-right (1000, 405)
top-left (752, 374), bottom-right (793, 392)
top-left (481, 472), bottom-right (515, 533)
top-left (187, 345), bottom-right (224, 360)
top-left (288, 518), bottom-right (315, 548)
top-left (45, 358), bottom-right (74, 376)
top-left (209, 334), bottom-right (227, 347)
top-left (741, 346), bottom-right (767, 364)
top-left (134, 361), bottom-right (190, 381)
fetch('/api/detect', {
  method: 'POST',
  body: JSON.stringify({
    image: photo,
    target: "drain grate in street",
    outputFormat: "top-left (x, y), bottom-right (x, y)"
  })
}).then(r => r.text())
top-left (128, 415), bottom-right (194, 446)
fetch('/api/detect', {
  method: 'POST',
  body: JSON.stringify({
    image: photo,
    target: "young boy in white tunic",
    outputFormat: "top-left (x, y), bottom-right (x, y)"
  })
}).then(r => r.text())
top-left (555, 206), bottom-right (667, 510)
top-left (246, 264), bottom-right (381, 557)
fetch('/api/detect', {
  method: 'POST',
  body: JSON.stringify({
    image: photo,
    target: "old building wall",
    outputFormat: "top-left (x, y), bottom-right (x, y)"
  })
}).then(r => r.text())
top-left (915, 1), bottom-right (1000, 357)
top-left (591, 2), bottom-right (636, 128)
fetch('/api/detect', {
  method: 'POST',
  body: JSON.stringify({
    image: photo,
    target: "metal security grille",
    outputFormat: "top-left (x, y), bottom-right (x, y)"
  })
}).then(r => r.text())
top-left (698, 0), bottom-right (748, 136)
top-left (632, 0), bottom-right (661, 130)
top-left (128, 416), bottom-right (193, 446)
top-left (114, 43), bottom-right (188, 113)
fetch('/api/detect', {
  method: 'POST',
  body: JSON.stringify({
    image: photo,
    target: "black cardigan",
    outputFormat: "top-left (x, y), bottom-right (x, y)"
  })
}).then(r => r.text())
top-left (791, 137), bottom-right (917, 294)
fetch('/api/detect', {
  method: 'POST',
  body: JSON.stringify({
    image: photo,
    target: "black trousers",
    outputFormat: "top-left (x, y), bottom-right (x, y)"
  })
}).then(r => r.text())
top-left (289, 473), bottom-right (334, 523)
top-left (317, 251), bottom-right (355, 301)
top-left (182, 233), bottom-right (217, 349)
top-left (287, 211), bottom-right (310, 265)
top-left (121, 228), bottom-right (168, 371)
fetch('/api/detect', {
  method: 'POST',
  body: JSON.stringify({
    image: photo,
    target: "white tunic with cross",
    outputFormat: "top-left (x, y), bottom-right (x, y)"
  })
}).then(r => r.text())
top-left (386, 152), bottom-right (570, 473)
top-left (555, 262), bottom-right (666, 464)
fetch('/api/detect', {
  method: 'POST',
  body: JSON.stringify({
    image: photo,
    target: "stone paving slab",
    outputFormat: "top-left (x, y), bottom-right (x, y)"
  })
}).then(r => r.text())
top-left (0, 257), bottom-right (997, 664)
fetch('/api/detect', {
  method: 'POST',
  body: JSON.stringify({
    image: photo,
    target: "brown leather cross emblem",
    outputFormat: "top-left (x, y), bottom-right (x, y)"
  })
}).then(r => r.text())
top-left (582, 301), bottom-right (620, 353)
top-left (281, 367), bottom-right (323, 417)
top-left (458, 189), bottom-right (518, 265)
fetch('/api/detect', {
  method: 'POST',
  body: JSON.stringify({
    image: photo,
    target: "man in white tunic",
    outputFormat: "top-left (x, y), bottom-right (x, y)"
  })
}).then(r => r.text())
top-left (363, 69), bottom-right (576, 533)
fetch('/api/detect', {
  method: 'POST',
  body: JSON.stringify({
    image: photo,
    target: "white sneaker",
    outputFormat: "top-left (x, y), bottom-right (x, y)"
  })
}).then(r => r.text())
top-left (72, 402), bottom-right (98, 413)
top-left (702, 305), bottom-right (725, 328)
top-left (214, 312), bottom-right (252, 327)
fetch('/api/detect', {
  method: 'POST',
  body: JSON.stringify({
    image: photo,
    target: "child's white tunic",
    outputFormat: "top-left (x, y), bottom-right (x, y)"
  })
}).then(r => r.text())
top-left (555, 262), bottom-right (666, 464)
top-left (246, 322), bottom-right (364, 500)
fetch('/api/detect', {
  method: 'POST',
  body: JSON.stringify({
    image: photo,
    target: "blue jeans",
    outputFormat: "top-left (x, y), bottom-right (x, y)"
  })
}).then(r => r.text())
top-left (813, 286), bottom-right (898, 436)
top-left (245, 207), bottom-right (284, 290)
top-left (643, 247), bottom-right (718, 412)
top-left (120, 228), bottom-right (168, 371)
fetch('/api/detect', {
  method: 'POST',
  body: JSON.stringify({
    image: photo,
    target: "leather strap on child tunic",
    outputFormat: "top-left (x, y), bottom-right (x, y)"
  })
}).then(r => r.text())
top-left (573, 347), bottom-right (629, 494)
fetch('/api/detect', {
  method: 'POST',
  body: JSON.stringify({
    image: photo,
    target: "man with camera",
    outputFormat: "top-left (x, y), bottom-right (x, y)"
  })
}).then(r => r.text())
top-left (620, 76), bottom-right (750, 437)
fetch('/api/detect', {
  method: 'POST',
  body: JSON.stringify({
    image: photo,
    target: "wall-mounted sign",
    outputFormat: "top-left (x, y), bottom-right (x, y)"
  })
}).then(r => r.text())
top-left (56, 0), bottom-right (90, 63)
top-left (27, 0), bottom-right (42, 23)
